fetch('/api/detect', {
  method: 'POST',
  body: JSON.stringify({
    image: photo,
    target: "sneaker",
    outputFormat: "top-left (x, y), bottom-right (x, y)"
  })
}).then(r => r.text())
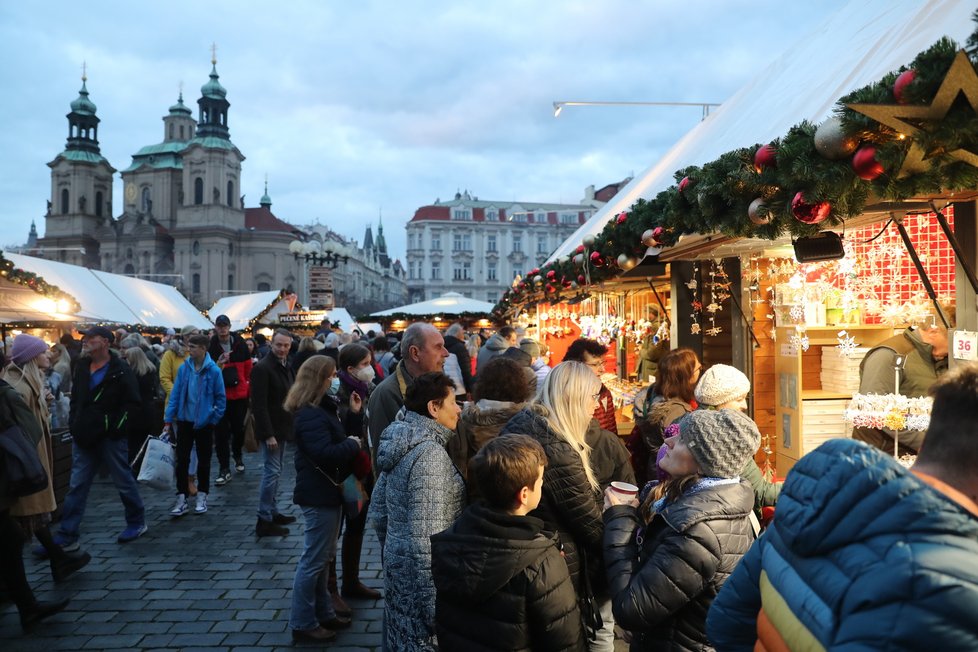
top-left (170, 494), bottom-right (189, 517)
top-left (32, 533), bottom-right (79, 558)
top-left (215, 470), bottom-right (232, 486)
top-left (194, 492), bottom-right (208, 514)
top-left (234, 459), bottom-right (245, 473)
top-left (117, 524), bottom-right (148, 543)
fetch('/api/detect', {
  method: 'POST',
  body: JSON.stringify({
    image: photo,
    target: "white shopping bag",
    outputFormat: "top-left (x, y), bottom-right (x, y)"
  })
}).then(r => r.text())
top-left (135, 434), bottom-right (176, 491)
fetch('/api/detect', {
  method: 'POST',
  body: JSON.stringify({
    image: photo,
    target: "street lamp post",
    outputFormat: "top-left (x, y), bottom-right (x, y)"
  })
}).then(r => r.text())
top-left (289, 239), bottom-right (349, 307)
top-left (552, 100), bottom-right (721, 120)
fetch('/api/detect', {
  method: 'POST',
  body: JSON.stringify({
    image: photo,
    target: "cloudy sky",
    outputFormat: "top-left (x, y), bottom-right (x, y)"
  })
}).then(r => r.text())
top-left (1, 0), bottom-right (850, 259)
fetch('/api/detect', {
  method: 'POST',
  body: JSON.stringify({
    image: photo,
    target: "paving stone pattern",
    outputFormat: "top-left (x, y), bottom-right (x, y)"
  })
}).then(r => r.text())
top-left (2, 452), bottom-right (384, 651)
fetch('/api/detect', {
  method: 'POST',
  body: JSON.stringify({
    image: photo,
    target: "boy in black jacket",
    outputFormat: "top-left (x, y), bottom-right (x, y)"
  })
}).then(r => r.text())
top-left (431, 434), bottom-right (585, 652)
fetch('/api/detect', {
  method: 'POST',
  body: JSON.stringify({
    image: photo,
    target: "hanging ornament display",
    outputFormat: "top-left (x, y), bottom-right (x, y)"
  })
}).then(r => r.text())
top-left (893, 69), bottom-right (916, 104)
top-left (689, 261), bottom-right (702, 335)
top-left (704, 259), bottom-right (731, 337)
top-left (748, 198), bottom-right (772, 225)
top-left (754, 144), bottom-right (777, 171)
top-left (791, 191), bottom-right (832, 224)
top-left (813, 116), bottom-right (860, 160)
top-left (852, 145), bottom-right (885, 180)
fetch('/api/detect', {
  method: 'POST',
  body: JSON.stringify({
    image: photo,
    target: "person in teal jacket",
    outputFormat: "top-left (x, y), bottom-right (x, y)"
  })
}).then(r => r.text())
top-left (706, 363), bottom-right (978, 651)
top-left (164, 334), bottom-right (226, 516)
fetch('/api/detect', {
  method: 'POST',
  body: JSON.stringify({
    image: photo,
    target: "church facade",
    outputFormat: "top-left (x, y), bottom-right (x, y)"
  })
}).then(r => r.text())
top-left (39, 60), bottom-right (304, 309)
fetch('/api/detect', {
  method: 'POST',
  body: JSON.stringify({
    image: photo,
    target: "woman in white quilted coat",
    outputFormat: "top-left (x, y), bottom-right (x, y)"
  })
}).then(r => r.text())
top-left (367, 371), bottom-right (464, 651)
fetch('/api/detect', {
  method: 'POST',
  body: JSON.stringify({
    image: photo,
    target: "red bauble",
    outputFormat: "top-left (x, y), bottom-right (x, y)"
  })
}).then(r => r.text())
top-left (791, 191), bottom-right (831, 225)
top-left (893, 69), bottom-right (916, 104)
top-left (577, 274), bottom-right (586, 284)
top-left (678, 176), bottom-right (690, 194)
top-left (575, 244), bottom-right (585, 254)
top-left (651, 226), bottom-right (664, 241)
top-left (546, 269), bottom-right (557, 280)
top-left (590, 251), bottom-right (604, 266)
top-left (616, 212), bottom-right (628, 224)
top-left (545, 284), bottom-right (555, 293)
top-left (754, 144), bottom-right (777, 171)
top-left (529, 268), bottom-right (540, 276)
top-left (852, 146), bottom-right (884, 181)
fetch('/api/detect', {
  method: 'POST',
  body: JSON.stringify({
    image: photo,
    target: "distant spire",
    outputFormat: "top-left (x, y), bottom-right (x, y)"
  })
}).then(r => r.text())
top-left (211, 42), bottom-right (218, 65)
top-left (260, 174), bottom-right (272, 208)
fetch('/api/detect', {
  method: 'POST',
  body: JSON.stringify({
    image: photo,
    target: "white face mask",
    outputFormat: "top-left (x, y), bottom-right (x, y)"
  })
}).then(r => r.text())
top-left (354, 365), bottom-right (375, 383)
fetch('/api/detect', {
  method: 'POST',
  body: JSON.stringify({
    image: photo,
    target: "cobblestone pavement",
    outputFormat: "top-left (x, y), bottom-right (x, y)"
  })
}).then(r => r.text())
top-left (2, 451), bottom-right (384, 651)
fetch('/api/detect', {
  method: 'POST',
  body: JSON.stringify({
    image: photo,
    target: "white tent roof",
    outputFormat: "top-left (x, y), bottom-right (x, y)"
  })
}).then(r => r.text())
top-left (208, 291), bottom-right (294, 332)
top-left (371, 292), bottom-right (496, 317)
top-left (2, 252), bottom-right (211, 329)
top-left (548, 0), bottom-right (976, 263)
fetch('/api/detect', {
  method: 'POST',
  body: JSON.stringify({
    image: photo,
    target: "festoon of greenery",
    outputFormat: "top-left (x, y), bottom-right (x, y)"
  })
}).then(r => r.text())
top-left (0, 251), bottom-right (82, 315)
top-left (493, 16), bottom-right (978, 319)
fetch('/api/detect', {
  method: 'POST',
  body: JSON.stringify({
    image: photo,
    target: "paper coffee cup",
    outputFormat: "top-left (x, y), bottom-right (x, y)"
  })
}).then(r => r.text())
top-left (610, 481), bottom-right (639, 497)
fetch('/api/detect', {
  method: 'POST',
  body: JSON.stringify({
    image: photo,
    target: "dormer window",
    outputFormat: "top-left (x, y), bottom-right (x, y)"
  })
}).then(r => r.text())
top-left (452, 208), bottom-right (471, 221)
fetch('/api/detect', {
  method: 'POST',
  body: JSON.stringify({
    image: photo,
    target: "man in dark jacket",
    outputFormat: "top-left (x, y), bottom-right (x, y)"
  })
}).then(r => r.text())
top-left (432, 434), bottom-right (584, 651)
top-left (707, 362), bottom-right (978, 651)
top-left (443, 323), bottom-right (473, 396)
top-left (366, 322), bottom-right (449, 459)
top-left (56, 326), bottom-right (147, 547)
top-left (208, 314), bottom-right (253, 482)
top-left (251, 329), bottom-right (297, 537)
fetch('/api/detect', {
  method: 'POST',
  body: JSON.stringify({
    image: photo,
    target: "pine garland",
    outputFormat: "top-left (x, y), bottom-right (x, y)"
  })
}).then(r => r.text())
top-left (494, 20), bottom-right (978, 318)
top-left (0, 252), bottom-right (82, 316)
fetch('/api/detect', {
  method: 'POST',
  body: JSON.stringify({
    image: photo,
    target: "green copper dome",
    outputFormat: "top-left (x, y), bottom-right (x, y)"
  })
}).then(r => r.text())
top-left (200, 64), bottom-right (227, 99)
top-left (70, 80), bottom-right (97, 115)
top-left (169, 92), bottom-right (192, 115)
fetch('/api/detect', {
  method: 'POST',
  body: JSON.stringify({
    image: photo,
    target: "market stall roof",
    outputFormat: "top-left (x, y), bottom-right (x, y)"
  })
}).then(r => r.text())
top-left (547, 0), bottom-right (977, 264)
top-left (371, 292), bottom-right (496, 318)
top-left (325, 308), bottom-right (358, 332)
top-left (2, 252), bottom-right (211, 329)
top-left (207, 291), bottom-right (295, 332)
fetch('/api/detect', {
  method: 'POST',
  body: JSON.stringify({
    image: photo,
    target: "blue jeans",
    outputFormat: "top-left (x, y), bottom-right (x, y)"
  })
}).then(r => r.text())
top-left (257, 440), bottom-right (287, 522)
top-left (289, 505), bottom-right (342, 630)
top-left (58, 437), bottom-right (146, 541)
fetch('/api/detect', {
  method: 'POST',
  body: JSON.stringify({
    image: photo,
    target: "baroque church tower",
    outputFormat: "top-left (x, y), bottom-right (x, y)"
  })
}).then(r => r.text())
top-left (40, 71), bottom-right (115, 268)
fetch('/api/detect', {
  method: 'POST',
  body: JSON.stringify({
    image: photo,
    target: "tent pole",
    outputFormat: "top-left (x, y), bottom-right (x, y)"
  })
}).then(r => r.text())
top-left (893, 214), bottom-right (949, 329)
top-left (928, 202), bottom-right (978, 295)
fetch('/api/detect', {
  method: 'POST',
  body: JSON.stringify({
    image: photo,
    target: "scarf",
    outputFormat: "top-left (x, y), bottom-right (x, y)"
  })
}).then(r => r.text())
top-left (338, 368), bottom-right (370, 399)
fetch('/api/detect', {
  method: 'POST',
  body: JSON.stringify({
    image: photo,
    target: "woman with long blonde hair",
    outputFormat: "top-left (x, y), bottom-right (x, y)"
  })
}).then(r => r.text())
top-left (501, 361), bottom-right (603, 590)
top-left (285, 355), bottom-right (363, 644)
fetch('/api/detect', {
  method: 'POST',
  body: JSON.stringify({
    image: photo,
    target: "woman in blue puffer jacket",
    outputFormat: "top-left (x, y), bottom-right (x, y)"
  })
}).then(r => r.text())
top-left (284, 355), bottom-right (363, 645)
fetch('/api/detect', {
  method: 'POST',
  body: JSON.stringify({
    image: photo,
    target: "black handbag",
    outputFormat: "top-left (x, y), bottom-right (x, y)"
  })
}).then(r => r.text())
top-left (577, 546), bottom-right (604, 642)
top-left (222, 366), bottom-right (240, 388)
top-left (0, 424), bottom-right (49, 498)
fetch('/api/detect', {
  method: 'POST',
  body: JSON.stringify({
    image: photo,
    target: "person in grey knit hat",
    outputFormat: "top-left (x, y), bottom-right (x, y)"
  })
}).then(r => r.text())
top-left (675, 409), bottom-right (760, 478)
top-left (602, 403), bottom-right (757, 649)
top-left (694, 363), bottom-right (751, 410)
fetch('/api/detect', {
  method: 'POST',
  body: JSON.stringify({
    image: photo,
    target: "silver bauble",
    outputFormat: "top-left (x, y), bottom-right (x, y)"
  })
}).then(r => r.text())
top-left (641, 229), bottom-right (657, 247)
top-left (748, 198), bottom-right (771, 225)
top-left (814, 116), bottom-right (859, 160)
top-left (582, 235), bottom-right (596, 248)
top-left (573, 253), bottom-right (585, 266)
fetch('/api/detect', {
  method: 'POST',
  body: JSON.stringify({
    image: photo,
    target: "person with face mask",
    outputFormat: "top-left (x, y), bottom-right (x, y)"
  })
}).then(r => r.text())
top-left (328, 344), bottom-right (382, 614)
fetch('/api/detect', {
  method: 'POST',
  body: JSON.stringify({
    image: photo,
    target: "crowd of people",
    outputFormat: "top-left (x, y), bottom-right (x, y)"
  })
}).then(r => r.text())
top-left (0, 313), bottom-right (975, 650)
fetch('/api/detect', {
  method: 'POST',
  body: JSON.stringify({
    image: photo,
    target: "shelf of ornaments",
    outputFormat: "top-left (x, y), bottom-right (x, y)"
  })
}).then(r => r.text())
top-left (792, 324), bottom-right (898, 347)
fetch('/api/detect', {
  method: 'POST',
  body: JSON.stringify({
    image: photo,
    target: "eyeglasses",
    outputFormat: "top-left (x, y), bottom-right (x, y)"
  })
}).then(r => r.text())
top-left (590, 392), bottom-right (601, 401)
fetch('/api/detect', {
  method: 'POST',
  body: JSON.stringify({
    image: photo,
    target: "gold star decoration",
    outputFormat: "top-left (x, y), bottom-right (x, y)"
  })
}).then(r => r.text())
top-left (848, 49), bottom-right (978, 177)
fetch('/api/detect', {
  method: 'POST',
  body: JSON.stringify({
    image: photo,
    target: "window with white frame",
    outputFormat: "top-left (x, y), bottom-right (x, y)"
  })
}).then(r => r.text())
top-left (513, 236), bottom-right (522, 253)
top-left (431, 261), bottom-right (441, 280)
top-left (485, 209), bottom-right (497, 221)
top-left (453, 233), bottom-right (472, 251)
top-left (408, 233), bottom-right (417, 249)
top-left (452, 208), bottom-right (471, 220)
top-left (486, 291), bottom-right (497, 302)
top-left (561, 212), bottom-right (578, 224)
top-left (535, 212), bottom-right (548, 223)
top-left (537, 235), bottom-right (549, 253)
top-left (453, 261), bottom-right (472, 281)
top-left (487, 262), bottom-right (497, 281)
top-left (431, 233), bottom-right (441, 250)
top-left (487, 234), bottom-right (497, 252)
top-left (512, 268), bottom-right (523, 279)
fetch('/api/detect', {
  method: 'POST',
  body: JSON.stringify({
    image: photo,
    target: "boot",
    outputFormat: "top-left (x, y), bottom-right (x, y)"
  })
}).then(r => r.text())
top-left (327, 558), bottom-right (352, 617)
top-left (255, 517), bottom-right (289, 538)
top-left (51, 550), bottom-right (91, 583)
top-left (20, 598), bottom-right (70, 633)
top-left (340, 530), bottom-right (382, 599)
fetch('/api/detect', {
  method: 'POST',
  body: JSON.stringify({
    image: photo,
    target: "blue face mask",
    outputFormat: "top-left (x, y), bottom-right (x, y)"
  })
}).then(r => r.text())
top-left (328, 377), bottom-right (341, 396)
